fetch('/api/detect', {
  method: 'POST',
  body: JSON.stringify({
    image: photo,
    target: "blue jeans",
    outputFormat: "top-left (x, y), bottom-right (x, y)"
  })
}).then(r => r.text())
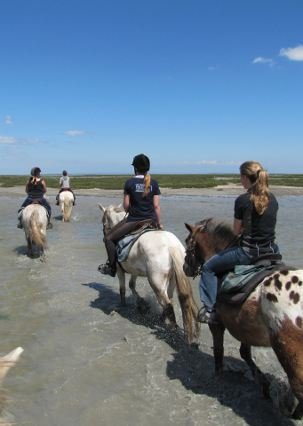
top-left (199, 247), bottom-right (253, 312)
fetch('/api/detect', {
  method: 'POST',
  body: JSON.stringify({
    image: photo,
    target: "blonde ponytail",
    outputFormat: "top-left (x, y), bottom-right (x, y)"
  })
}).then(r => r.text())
top-left (240, 161), bottom-right (270, 215)
top-left (143, 173), bottom-right (151, 197)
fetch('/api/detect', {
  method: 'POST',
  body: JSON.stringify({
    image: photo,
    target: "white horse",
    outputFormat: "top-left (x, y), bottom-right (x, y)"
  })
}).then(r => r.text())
top-left (21, 204), bottom-right (48, 258)
top-left (0, 347), bottom-right (23, 385)
top-left (98, 204), bottom-right (200, 344)
top-left (59, 190), bottom-right (74, 222)
top-left (0, 347), bottom-right (23, 425)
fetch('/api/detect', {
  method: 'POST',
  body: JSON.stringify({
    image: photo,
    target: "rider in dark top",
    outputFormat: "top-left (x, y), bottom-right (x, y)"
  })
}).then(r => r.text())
top-left (98, 154), bottom-right (162, 277)
top-left (17, 167), bottom-right (52, 229)
top-left (198, 160), bottom-right (280, 323)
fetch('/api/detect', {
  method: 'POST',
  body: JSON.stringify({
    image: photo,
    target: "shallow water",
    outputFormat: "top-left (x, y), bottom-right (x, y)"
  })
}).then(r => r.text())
top-left (0, 192), bottom-right (303, 426)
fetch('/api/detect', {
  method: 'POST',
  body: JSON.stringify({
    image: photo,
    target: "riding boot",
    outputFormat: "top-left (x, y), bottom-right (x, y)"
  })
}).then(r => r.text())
top-left (47, 217), bottom-right (53, 229)
top-left (98, 240), bottom-right (117, 277)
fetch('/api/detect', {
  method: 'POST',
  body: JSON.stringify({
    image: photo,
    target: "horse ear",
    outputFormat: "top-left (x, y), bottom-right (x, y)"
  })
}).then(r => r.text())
top-left (118, 203), bottom-right (122, 209)
top-left (98, 204), bottom-right (106, 212)
top-left (185, 223), bottom-right (193, 232)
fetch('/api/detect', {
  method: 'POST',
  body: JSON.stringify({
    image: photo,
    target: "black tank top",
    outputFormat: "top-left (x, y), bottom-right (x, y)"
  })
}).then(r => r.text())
top-left (27, 179), bottom-right (45, 199)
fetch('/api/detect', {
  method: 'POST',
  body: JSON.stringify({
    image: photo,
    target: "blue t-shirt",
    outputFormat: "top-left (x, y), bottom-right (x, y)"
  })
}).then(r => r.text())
top-left (124, 175), bottom-right (161, 222)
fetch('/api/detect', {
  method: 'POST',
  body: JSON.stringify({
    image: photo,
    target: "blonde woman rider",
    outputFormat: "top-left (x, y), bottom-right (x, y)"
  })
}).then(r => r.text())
top-left (198, 161), bottom-right (280, 323)
top-left (98, 154), bottom-right (162, 277)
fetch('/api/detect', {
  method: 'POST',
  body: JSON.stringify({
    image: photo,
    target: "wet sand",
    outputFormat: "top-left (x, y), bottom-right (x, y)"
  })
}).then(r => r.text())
top-left (1, 188), bottom-right (303, 425)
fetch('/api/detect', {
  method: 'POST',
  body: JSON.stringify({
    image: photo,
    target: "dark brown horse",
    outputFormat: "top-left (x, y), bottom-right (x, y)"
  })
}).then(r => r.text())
top-left (184, 218), bottom-right (303, 419)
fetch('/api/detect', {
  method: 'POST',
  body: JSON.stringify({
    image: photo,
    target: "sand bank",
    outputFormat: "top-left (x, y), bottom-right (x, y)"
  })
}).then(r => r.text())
top-left (1, 184), bottom-right (303, 198)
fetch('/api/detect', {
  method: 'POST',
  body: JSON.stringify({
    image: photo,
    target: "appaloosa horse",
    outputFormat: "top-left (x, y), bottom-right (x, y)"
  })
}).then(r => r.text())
top-left (98, 204), bottom-right (200, 344)
top-left (184, 218), bottom-right (303, 419)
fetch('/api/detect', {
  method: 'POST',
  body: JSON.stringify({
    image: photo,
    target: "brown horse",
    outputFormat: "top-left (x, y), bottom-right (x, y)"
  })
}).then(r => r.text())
top-left (184, 218), bottom-right (303, 419)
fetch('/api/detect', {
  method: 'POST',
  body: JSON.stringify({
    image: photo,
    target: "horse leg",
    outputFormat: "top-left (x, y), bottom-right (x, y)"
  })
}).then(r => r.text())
top-left (209, 322), bottom-right (225, 373)
top-left (116, 268), bottom-right (126, 306)
top-left (239, 343), bottom-right (270, 398)
top-left (270, 325), bottom-right (303, 419)
top-left (27, 237), bottom-right (33, 258)
top-left (129, 275), bottom-right (149, 313)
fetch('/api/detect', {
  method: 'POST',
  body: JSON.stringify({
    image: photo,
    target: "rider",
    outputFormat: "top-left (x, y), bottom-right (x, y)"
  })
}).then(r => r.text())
top-left (198, 160), bottom-right (280, 323)
top-left (56, 170), bottom-right (76, 205)
top-left (17, 167), bottom-right (53, 229)
top-left (98, 153), bottom-right (162, 277)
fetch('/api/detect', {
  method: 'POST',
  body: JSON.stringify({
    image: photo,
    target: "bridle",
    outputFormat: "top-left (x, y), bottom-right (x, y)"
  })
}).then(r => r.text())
top-left (184, 219), bottom-right (240, 278)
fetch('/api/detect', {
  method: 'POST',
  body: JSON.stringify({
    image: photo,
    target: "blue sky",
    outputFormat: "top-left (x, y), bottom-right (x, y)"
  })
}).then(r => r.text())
top-left (1, 0), bottom-right (303, 175)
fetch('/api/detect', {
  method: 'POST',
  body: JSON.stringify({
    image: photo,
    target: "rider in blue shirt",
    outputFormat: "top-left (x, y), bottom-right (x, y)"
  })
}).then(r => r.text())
top-left (98, 154), bottom-right (162, 277)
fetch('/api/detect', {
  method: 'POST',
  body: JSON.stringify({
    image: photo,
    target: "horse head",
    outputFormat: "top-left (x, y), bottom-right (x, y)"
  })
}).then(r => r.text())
top-left (183, 218), bottom-right (237, 277)
top-left (98, 204), bottom-right (127, 235)
top-left (183, 223), bottom-right (204, 277)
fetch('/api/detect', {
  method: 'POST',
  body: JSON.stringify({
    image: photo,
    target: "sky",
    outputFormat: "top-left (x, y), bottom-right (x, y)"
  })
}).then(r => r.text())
top-left (1, 0), bottom-right (303, 175)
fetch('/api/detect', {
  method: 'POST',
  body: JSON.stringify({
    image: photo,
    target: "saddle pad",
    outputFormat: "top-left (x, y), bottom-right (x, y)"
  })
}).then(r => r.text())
top-left (217, 263), bottom-right (295, 305)
top-left (116, 229), bottom-right (156, 262)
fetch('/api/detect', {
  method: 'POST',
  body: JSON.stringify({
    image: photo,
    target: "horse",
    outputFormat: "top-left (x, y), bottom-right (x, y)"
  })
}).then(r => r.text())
top-left (21, 204), bottom-right (48, 258)
top-left (0, 347), bottom-right (23, 385)
top-left (59, 190), bottom-right (74, 222)
top-left (183, 218), bottom-right (303, 419)
top-left (0, 347), bottom-right (23, 425)
top-left (98, 204), bottom-right (200, 344)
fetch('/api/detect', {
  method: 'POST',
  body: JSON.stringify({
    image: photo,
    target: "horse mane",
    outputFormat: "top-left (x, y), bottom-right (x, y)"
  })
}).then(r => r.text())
top-left (196, 218), bottom-right (237, 252)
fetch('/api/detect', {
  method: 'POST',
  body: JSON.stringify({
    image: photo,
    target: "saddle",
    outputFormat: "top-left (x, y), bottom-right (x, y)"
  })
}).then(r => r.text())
top-left (217, 254), bottom-right (295, 305)
top-left (116, 220), bottom-right (159, 262)
top-left (18, 199), bottom-right (50, 220)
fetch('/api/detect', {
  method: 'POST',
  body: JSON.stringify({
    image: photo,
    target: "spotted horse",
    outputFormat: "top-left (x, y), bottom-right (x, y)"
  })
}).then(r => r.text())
top-left (184, 218), bottom-right (303, 419)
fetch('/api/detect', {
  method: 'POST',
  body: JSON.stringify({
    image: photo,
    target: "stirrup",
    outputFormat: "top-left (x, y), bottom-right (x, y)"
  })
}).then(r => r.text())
top-left (47, 222), bottom-right (53, 229)
top-left (197, 306), bottom-right (211, 323)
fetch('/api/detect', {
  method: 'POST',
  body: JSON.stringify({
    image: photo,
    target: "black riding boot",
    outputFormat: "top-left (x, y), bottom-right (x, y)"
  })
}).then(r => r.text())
top-left (98, 239), bottom-right (117, 277)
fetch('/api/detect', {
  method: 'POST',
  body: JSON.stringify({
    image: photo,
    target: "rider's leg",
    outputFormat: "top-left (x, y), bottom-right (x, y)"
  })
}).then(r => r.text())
top-left (199, 247), bottom-right (252, 322)
top-left (98, 221), bottom-right (139, 276)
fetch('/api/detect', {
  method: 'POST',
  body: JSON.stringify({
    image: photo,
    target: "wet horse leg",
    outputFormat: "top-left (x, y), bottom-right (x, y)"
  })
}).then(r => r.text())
top-left (116, 268), bottom-right (126, 306)
top-left (271, 327), bottom-right (303, 419)
top-left (129, 275), bottom-right (149, 313)
top-left (27, 237), bottom-right (33, 258)
top-left (239, 343), bottom-right (270, 398)
top-left (209, 322), bottom-right (225, 373)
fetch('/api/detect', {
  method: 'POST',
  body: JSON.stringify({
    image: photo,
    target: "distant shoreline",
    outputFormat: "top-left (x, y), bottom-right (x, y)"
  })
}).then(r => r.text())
top-left (1, 184), bottom-right (303, 197)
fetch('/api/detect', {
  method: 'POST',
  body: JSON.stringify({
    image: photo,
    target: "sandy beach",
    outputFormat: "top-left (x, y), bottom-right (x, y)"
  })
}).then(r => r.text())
top-left (1, 184), bottom-right (303, 198)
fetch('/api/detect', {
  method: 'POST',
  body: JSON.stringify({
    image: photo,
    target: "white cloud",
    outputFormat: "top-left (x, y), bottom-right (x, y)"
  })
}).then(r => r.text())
top-left (280, 44), bottom-right (303, 61)
top-left (0, 135), bottom-right (17, 144)
top-left (252, 56), bottom-right (274, 65)
top-left (64, 129), bottom-right (85, 137)
top-left (4, 115), bottom-right (13, 125)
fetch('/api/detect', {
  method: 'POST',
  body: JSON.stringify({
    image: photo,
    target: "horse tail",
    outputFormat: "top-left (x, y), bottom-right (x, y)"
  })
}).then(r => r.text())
top-left (62, 194), bottom-right (73, 221)
top-left (169, 247), bottom-right (200, 343)
top-left (30, 209), bottom-right (47, 248)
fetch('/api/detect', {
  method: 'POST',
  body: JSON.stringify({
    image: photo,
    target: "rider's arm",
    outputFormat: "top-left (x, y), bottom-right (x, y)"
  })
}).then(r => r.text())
top-left (41, 179), bottom-right (47, 194)
top-left (123, 193), bottom-right (130, 212)
top-left (153, 195), bottom-right (161, 226)
top-left (233, 218), bottom-right (243, 236)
